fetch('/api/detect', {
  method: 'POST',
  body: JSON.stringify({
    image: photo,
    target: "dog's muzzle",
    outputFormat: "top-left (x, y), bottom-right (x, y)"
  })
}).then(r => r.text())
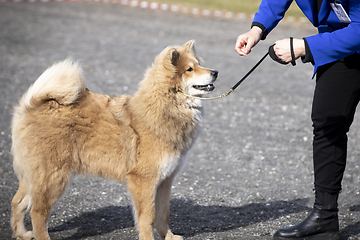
top-left (193, 70), bottom-right (218, 92)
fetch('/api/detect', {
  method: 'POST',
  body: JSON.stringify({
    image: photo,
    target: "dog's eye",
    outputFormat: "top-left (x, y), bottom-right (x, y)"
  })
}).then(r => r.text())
top-left (187, 67), bottom-right (193, 72)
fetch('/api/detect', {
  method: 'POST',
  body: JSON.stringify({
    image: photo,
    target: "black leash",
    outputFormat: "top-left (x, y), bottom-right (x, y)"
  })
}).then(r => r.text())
top-left (230, 51), bottom-right (269, 91)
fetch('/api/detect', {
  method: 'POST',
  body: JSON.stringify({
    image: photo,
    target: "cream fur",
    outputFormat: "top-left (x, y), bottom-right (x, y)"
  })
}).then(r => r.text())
top-left (10, 40), bottom-right (217, 240)
top-left (22, 59), bottom-right (85, 108)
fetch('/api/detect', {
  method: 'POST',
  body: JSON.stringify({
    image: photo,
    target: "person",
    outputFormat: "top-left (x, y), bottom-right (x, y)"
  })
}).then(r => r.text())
top-left (235, 1), bottom-right (360, 239)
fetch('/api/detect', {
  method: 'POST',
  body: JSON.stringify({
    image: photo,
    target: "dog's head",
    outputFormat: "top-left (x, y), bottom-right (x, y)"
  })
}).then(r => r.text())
top-left (173, 40), bottom-right (218, 97)
top-left (149, 40), bottom-right (218, 98)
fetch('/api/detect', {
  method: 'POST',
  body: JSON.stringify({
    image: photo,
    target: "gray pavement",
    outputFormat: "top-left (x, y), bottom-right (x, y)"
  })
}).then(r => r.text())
top-left (0, 2), bottom-right (359, 239)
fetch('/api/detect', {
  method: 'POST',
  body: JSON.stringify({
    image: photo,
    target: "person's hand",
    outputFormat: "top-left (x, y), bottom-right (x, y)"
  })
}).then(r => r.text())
top-left (273, 38), bottom-right (306, 63)
top-left (235, 26), bottom-right (263, 56)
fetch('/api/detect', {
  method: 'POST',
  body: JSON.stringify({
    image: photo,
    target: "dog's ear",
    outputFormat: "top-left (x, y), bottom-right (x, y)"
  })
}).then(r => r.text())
top-left (171, 48), bottom-right (180, 66)
top-left (183, 40), bottom-right (195, 53)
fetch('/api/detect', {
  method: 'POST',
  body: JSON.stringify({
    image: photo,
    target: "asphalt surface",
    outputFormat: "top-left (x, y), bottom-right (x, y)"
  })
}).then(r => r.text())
top-left (0, 2), bottom-right (359, 240)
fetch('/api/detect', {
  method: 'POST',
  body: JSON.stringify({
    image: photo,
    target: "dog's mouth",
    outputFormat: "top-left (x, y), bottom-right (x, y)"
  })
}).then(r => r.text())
top-left (193, 84), bottom-right (215, 92)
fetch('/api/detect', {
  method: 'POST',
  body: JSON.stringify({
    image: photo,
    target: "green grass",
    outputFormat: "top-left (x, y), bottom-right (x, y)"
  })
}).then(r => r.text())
top-left (154, 0), bottom-right (304, 17)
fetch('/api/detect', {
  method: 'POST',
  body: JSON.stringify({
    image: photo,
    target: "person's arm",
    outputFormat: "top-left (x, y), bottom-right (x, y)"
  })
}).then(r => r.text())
top-left (272, 38), bottom-right (306, 63)
top-left (235, 0), bottom-right (294, 56)
top-left (305, 1), bottom-right (360, 72)
top-left (276, 1), bottom-right (360, 70)
top-left (252, 0), bottom-right (294, 39)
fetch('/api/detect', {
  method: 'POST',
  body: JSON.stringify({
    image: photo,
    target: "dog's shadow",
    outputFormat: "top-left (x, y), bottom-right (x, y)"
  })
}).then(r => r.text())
top-left (48, 197), bottom-right (317, 239)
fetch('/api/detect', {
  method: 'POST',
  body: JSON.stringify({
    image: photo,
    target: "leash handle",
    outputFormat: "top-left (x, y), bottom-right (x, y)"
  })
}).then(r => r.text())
top-left (268, 44), bottom-right (288, 65)
top-left (268, 38), bottom-right (296, 66)
top-left (290, 37), bottom-right (296, 66)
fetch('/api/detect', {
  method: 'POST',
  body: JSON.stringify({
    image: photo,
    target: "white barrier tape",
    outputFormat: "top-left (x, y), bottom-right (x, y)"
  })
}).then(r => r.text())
top-left (0, 0), bottom-right (308, 23)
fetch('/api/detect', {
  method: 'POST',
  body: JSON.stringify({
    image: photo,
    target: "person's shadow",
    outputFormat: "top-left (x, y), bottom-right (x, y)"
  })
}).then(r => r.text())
top-left (48, 198), bottom-right (360, 239)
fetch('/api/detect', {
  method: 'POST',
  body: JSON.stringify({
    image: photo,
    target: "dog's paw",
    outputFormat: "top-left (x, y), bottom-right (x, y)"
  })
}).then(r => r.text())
top-left (165, 234), bottom-right (183, 240)
top-left (171, 236), bottom-right (183, 240)
top-left (15, 231), bottom-right (34, 240)
top-left (24, 231), bottom-right (34, 240)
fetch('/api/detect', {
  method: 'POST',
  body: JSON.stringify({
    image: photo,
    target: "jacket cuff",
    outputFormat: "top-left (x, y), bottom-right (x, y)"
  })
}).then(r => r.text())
top-left (251, 22), bottom-right (268, 40)
top-left (301, 38), bottom-right (314, 65)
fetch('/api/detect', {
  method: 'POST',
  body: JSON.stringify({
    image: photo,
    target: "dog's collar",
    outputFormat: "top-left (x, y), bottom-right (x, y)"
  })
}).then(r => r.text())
top-left (177, 90), bottom-right (233, 100)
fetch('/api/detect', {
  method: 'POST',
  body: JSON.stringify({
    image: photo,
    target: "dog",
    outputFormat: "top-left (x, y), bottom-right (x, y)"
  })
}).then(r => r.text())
top-left (10, 40), bottom-right (218, 240)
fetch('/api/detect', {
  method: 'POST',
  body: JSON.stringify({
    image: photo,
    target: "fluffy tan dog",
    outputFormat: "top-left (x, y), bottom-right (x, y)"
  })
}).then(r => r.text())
top-left (10, 40), bottom-right (218, 240)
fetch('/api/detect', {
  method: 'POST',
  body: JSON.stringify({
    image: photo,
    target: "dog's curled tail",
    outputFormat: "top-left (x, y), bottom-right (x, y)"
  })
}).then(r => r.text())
top-left (22, 59), bottom-right (86, 109)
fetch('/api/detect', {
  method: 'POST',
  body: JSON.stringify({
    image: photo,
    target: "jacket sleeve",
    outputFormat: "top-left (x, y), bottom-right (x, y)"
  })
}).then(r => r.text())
top-left (252, 0), bottom-right (294, 39)
top-left (305, 1), bottom-right (360, 73)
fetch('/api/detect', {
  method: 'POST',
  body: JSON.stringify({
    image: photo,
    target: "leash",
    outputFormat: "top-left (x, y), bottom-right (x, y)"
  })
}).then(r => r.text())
top-left (178, 51), bottom-right (269, 100)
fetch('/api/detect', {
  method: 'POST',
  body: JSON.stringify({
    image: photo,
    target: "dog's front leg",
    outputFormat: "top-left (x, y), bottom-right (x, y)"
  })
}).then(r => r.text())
top-left (154, 175), bottom-right (183, 240)
top-left (127, 174), bottom-right (157, 240)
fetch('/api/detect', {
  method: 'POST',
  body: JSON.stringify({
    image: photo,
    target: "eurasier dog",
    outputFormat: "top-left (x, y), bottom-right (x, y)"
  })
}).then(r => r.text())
top-left (11, 40), bottom-right (218, 240)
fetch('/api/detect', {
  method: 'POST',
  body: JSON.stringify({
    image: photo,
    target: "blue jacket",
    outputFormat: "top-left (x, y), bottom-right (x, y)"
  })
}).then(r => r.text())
top-left (253, 0), bottom-right (360, 74)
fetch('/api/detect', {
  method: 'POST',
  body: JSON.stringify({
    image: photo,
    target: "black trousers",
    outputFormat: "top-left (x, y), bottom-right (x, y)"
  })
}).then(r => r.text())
top-left (312, 53), bottom-right (360, 193)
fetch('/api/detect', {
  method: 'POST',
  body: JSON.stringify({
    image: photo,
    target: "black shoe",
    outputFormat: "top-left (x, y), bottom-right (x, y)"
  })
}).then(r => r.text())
top-left (273, 208), bottom-right (340, 239)
top-left (273, 191), bottom-right (341, 240)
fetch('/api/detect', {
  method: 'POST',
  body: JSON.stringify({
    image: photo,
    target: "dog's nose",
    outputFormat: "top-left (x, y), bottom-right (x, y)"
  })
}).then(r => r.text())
top-left (211, 70), bottom-right (218, 78)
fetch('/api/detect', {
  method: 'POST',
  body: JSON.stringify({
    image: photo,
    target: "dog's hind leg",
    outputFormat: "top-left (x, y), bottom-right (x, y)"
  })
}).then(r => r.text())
top-left (154, 175), bottom-right (183, 240)
top-left (30, 171), bottom-right (70, 240)
top-left (127, 174), bottom-right (158, 240)
top-left (11, 177), bottom-right (34, 240)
